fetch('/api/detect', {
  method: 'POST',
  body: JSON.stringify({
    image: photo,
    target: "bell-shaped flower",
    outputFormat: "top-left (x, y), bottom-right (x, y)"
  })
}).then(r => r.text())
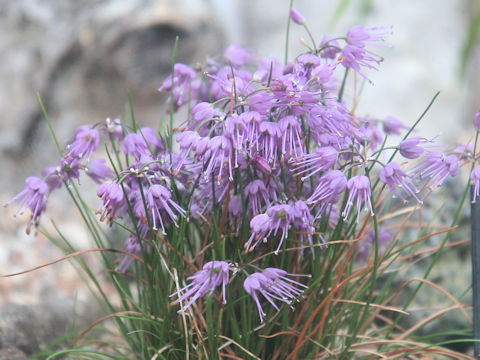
top-left (170, 261), bottom-right (230, 313)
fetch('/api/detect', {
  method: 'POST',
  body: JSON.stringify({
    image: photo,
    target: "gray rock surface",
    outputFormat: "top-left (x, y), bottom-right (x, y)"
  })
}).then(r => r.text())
top-left (0, 303), bottom-right (72, 357)
top-left (0, 0), bottom-right (222, 190)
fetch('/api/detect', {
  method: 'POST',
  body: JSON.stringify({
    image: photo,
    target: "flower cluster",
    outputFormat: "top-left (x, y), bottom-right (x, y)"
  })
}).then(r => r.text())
top-left (7, 7), bottom-right (476, 324)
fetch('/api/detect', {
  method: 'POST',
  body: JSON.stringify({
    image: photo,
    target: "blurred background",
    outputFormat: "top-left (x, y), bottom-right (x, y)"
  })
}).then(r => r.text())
top-left (0, 0), bottom-right (479, 356)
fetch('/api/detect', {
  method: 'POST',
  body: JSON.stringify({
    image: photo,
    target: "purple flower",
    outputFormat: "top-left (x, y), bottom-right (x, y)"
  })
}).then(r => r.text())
top-left (472, 165), bottom-right (480, 203)
top-left (6, 177), bottom-right (48, 234)
top-left (253, 154), bottom-right (272, 174)
top-left (311, 63), bottom-right (335, 84)
top-left (253, 57), bottom-right (283, 83)
top-left (383, 116), bottom-right (407, 135)
top-left (224, 44), bottom-right (252, 67)
top-left (243, 268), bottom-right (309, 322)
top-left (340, 45), bottom-right (382, 80)
top-left (67, 127), bottom-right (100, 160)
top-left (293, 146), bottom-right (338, 181)
top-left (97, 181), bottom-right (125, 225)
top-left (159, 63), bottom-right (196, 110)
top-left (116, 234), bottom-right (142, 273)
top-left (411, 152), bottom-right (459, 189)
top-left (268, 204), bottom-right (295, 254)
top-left (346, 25), bottom-right (390, 48)
top-left (59, 156), bottom-right (82, 182)
top-left (103, 117), bottom-right (123, 140)
top-left (307, 170), bottom-right (347, 206)
top-left (245, 214), bottom-right (272, 252)
top-left (85, 158), bottom-right (114, 184)
top-left (379, 162), bottom-right (421, 203)
top-left (475, 111), bottom-right (480, 131)
top-left (170, 261), bottom-right (230, 312)
top-left (342, 175), bottom-right (374, 222)
top-left (278, 115), bottom-right (305, 162)
top-left (244, 180), bottom-right (270, 216)
top-left (291, 200), bottom-right (317, 254)
top-left (399, 137), bottom-right (432, 159)
top-left (356, 228), bottom-right (392, 261)
top-left (140, 127), bottom-right (164, 154)
top-left (203, 135), bottom-right (234, 183)
top-left (289, 7), bottom-right (306, 25)
top-left (258, 121), bottom-right (282, 169)
top-left (228, 195), bottom-right (243, 218)
top-left (145, 184), bottom-right (186, 235)
top-left (122, 133), bottom-right (150, 159)
top-left (188, 102), bottom-right (221, 136)
top-left (41, 166), bottom-right (63, 191)
top-left (319, 35), bottom-right (341, 60)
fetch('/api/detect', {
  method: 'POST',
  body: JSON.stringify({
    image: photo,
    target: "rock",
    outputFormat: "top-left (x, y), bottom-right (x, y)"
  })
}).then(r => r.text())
top-left (0, 346), bottom-right (27, 360)
top-left (0, 0), bottom-right (223, 191)
top-left (0, 303), bottom-right (70, 355)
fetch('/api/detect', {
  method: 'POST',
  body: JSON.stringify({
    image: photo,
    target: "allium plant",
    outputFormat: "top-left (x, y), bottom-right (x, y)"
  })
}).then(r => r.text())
top-left (5, 5), bottom-right (479, 360)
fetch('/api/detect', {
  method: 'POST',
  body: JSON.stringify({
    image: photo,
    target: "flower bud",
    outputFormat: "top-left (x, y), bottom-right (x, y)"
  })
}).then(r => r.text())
top-left (253, 155), bottom-right (272, 174)
top-left (474, 110), bottom-right (480, 131)
top-left (290, 8), bottom-right (306, 25)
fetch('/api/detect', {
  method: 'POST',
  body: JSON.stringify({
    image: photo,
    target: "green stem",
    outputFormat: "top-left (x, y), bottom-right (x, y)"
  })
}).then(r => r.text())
top-left (284, 0), bottom-right (295, 64)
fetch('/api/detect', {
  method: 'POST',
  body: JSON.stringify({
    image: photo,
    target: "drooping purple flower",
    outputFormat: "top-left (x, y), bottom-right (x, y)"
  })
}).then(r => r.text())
top-left (340, 26), bottom-right (390, 81)
top-left (116, 234), bottom-right (142, 273)
top-left (140, 127), bottom-right (164, 154)
top-left (175, 130), bottom-right (201, 174)
top-left (356, 228), bottom-right (392, 261)
top-left (41, 166), bottom-right (63, 191)
top-left (268, 204), bottom-right (295, 254)
top-left (291, 200), bottom-right (317, 254)
top-left (59, 156), bottom-right (82, 182)
top-left (245, 214), bottom-right (272, 252)
top-left (96, 181), bottom-right (125, 225)
top-left (67, 127), bottom-right (100, 160)
top-left (411, 152), bottom-right (459, 189)
top-left (340, 45), bottom-right (383, 80)
top-left (293, 146), bottom-right (338, 181)
top-left (85, 158), bottom-right (114, 184)
top-left (203, 135), bottom-right (234, 183)
top-left (278, 115), bottom-right (305, 162)
top-left (228, 195), bottom-right (243, 218)
top-left (289, 7), bottom-right (306, 25)
top-left (122, 133), bottom-right (150, 160)
top-left (6, 177), bottom-right (48, 234)
top-left (383, 116), bottom-right (407, 135)
top-left (170, 261), bottom-right (230, 313)
top-left (258, 121), bottom-right (282, 170)
top-left (188, 102), bottom-right (222, 136)
top-left (399, 137), bottom-right (433, 159)
top-left (311, 63), bottom-right (335, 84)
top-left (379, 162), bottom-right (421, 203)
top-left (471, 165), bottom-right (480, 203)
top-left (346, 25), bottom-right (390, 48)
top-left (224, 44), bottom-right (252, 67)
top-left (243, 268), bottom-right (309, 323)
top-left (207, 66), bottom-right (254, 100)
top-left (307, 170), bottom-right (347, 206)
top-left (145, 184), bottom-right (186, 234)
top-left (158, 63), bottom-right (197, 110)
top-left (342, 175), bottom-right (374, 222)
top-left (103, 117), bottom-right (123, 140)
top-left (294, 54), bottom-right (321, 81)
top-left (253, 57), bottom-right (283, 83)
top-left (244, 180), bottom-right (270, 216)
